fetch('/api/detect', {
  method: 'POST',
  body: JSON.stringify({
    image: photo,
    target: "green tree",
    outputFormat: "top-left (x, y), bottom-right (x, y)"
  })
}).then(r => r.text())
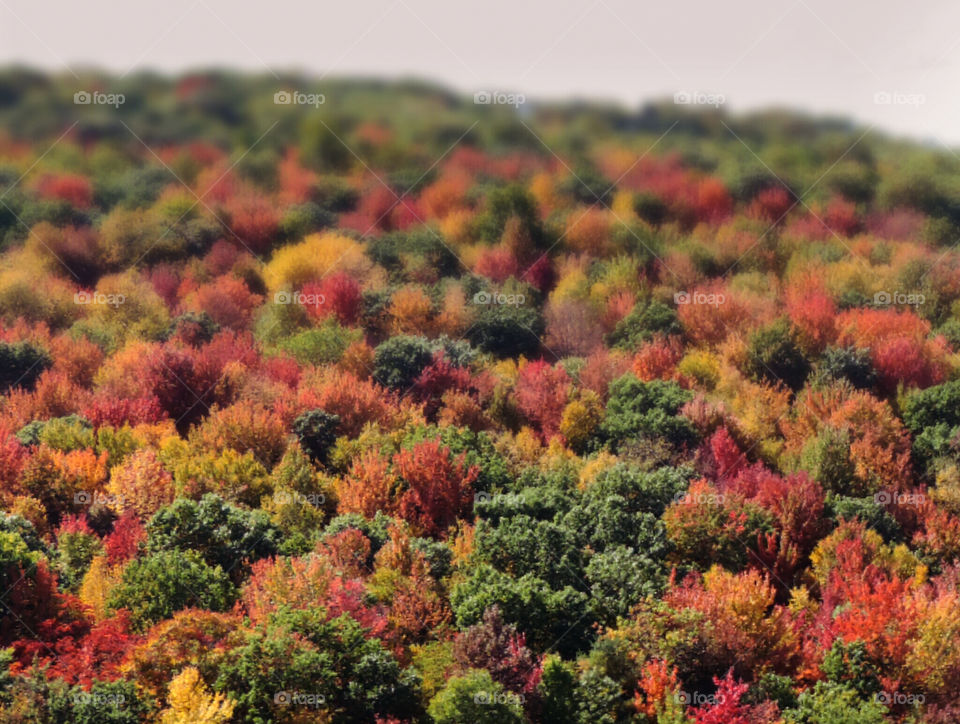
top-left (798, 426), bottom-right (855, 495)
top-left (467, 302), bottom-right (544, 359)
top-left (450, 564), bottom-right (594, 657)
top-left (782, 682), bottom-right (888, 724)
top-left (0, 341), bottom-right (50, 393)
top-left (146, 494), bottom-right (280, 577)
top-left (600, 375), bottom-right (696, 449)
top-left (373, 334), bottom-right (433, 390)
top-left (293, 409), bottom-right (341, 465)
top-left (55, 526), bottom-right (102, 592)
top-left (745, 318), bottom-right (811, 391)
top-left (607, 300), bottom-right (681, 350)
top-left (813, 346), bottom-right (877, 390)
top-left (428, 669), bottom-right (525, 724)
top-left (215, 609), bottom-right (421, 724)
top-left (107, 549), bottom-right (236, 630)
top-left (538, 655), bottom-right (580, 723)
top-left (820, 639), bottom-right (881, 698)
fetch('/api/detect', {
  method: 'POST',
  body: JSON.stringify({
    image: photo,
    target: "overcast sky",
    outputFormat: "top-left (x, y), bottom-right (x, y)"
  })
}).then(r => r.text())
top-left (2, 0), bottom-right (959, 144)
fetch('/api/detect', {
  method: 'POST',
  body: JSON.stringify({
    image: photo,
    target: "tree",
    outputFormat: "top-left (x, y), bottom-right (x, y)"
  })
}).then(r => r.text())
top-left (337, 450), bottom-right (397, 520)
top-left (782, 681), bottom-right (888, 724)
top-left (560, 392), bottom-right (604, 453)
top-left (107, 549), bottom-right (236, 631)
top-left (677, 282), bottom-right (753, 345)
top-left (452, 606), bottom-right (541, 694)
top-left (301, 271), bottom-right (363, 325)
top-left (77, 552), bottom-right (120, 621)
top-left (538, 655), bottom-right (580, 722)
top-left (902, 379), bottom-right (960, 433)
top-left (120, 610), bottom-right (238, 699)
top-left (264, 231), bottom-right (372, 292)
top-left (182, 275), bottom-right (262, 331)
top-left (373, 335), bottom-right (434, 391)
top-left (785, 278), bottom-right (837, 353)
top-left (428, 669), bottom-right (526, 724)
top-left (241, 552), bottom-right (386, 636)
top-left (213, 608), bottom-right (421, 723)
top-left (103, 512), bottom-right (146, 565)
top-left (297, 368), bottom-right (400, 437)
top-left (450, 564), bottom-right (594, 657)
top-left (293, 408), bottom-right (341, 465)
top-left (633, 336), bottom-right (684, 382)
top-left (745, 318), bottom-right (811, 391)
top-left (872, 335), bottom-right (947, 392)
top-left (783, 383), bottom-right (912, 494)
top-left (394, 439), bottom-right (479, 538)
top-left (813, 346), bottom-right (877, 390)
top-left (475, 245), bottom-right (520, 283)
top-left (389, 286), bottom-right (436, 336)
top-left (105, 449), bottom-right (175, 519)
top-left (55, 516), bottom-right (103, 591)
top-left (0, 529), bottom-right (44, 641)
top-left (607, 300), bottom-right (681, 350)
top-left (544, 298), bottom-right (604, 357)
top-left (798, 426), bottom-right (856, 494)
top-left (189, 400), bottom-right (288, 468)
top-left (44, 611), bottom-right (137, 687)
top-left (515, 360), bottom-right (570, 441)
top-left (412, 352), bottom-right (477, 421)
top-left (473, 515), bottom-right (586, 591)
top-left (688, 671), bottom-right (758, 724)
top-left (225, 193), bottom-right (279, 253)
top-left (600, 374), bottom-right (696, 449)
top-left (160, 666), bottom-right (235, 724)
top-left (145, 494), bottom-right (280, 578)
top-left (820, 639), bottom-right (881, 698)
top-left (48, 680), bottom-right (154, 724)
top-left (0, 341), bottom-right (51, 393)
top-left (663, 480), bottom-right (774, 571)
top-left (475, 184), bottom-right (544, 246)
top-left (35, 173), bottom-right (93, 208)
top-left (664, 566), bottom-right (798, 680)
top-left (467, 302), bottom-right (544, 359)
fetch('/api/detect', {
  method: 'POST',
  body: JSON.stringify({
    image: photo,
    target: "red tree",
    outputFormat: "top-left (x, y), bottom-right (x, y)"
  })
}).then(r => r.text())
top-left (394, 439), bottom-right (478, 538)
top-left (515, 360), bottom-right (571, 441)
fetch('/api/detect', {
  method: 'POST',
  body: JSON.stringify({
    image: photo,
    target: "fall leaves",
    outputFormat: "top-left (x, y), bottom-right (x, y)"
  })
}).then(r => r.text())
top-left (7, 74), bottom-right (960, 723)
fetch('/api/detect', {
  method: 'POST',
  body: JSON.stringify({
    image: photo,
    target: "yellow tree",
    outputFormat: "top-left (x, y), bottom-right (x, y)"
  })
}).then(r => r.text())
top-left (79, 554), bottom-right (120, 621)
top-left (161, 666), bottom-right (235, 724)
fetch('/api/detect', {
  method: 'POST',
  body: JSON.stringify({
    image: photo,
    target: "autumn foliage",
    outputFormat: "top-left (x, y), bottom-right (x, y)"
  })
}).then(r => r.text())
top-left (3, 72), bottom-right (960, 722)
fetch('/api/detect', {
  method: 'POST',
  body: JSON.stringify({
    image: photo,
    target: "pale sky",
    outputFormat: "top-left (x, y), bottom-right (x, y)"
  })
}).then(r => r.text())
top-left (2, 0), bottom-right (959, 144)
